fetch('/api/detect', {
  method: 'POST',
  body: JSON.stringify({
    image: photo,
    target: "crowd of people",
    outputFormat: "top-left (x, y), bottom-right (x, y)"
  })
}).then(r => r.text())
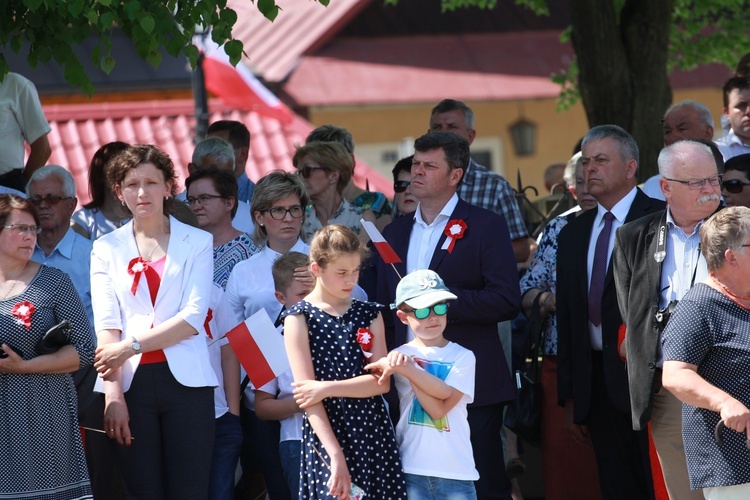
top-left (4, 63), bottom-right (750, 500)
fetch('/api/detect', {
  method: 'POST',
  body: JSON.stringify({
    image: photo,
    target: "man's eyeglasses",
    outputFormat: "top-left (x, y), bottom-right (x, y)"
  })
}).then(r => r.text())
top-left (3, 224), bottom-right (41, 235)
top-left (265, 205), bottom-right (304, 220)
top-left (663, 175), bottom-right (722, 190)
top-left (297, 166), bottom-right (329, 178)
top-left (722, 178), bottom-right (750, 194)
top-left (394, 180), bottom-right (411, 193)
top-left (402, 302), bottom-right (449, 320)
top-left (28, 194), bottom-right (73, 206)
top-left (187, 194), bottom-right (224, 206)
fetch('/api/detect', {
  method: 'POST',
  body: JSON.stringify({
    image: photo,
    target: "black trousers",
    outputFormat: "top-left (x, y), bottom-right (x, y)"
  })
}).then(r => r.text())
top-left (586, 351), bottom-right (654, 500)
top-left (0, 168), bottom-right (27, 191)
top-left (113, 363), bottom-right (215, 500)
top-left (468, 403), bottom-right (512, 500)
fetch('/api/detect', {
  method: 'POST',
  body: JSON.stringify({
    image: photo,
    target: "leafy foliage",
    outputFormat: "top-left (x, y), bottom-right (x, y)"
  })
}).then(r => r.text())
top-left (0, 0), bottom-right (285, 94)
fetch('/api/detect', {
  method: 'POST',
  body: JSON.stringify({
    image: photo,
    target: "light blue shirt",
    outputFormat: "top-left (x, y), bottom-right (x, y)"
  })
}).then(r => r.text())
top-left (237, 172), bottom-right (255, 204)
top-left (32, 228), bottom-right (94, 334)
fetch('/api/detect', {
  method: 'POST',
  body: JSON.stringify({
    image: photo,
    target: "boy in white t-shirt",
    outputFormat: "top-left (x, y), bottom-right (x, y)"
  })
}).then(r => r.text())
top-left (254, 252), bottom-right (311, 497)
top-left (366, 269), bottom-right (478, 499)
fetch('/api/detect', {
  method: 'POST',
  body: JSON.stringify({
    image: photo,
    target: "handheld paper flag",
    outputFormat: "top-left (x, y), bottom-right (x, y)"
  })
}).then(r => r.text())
top-left (360, 218), bottom-right (402, 264)
top-left (227, 309), bottom-right (290, 388)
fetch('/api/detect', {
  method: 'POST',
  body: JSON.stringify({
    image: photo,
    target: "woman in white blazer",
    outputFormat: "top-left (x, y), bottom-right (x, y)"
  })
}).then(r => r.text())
top-left (91, 145), bottom-right (218, 499)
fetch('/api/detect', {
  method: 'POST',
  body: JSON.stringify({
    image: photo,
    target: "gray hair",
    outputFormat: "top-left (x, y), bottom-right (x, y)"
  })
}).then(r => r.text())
top-left (431, 99), bottom-right (475, 130)
top-left (563, 152), bottom-right (583, 189)
top-left (27, 165), bottom-right (76, 197)
top-left (657, 140), bottom-right (715, 178)
top-left (306, 125), bottom-right (355, 154)
top-left (664, 100), bottom-right (714, 129)
top-left (192, 137), bottom-right (235, 171)
top-left (581, 124), bottom-right (639, 167)
top-left (700, 206), bottom-right (750, 271)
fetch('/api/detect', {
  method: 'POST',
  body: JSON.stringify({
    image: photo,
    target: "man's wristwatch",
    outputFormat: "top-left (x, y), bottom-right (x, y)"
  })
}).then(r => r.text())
top-left (131, 337), bottom-right (142, 355)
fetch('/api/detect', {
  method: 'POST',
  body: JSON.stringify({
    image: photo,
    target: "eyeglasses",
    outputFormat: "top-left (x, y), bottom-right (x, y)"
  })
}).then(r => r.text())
top-left (3, 224), bottom-right (41, 235)
top-left (266, 205), bottom-right (304, 220)
top-left (28, 194), bottom-right (73, 206)
top-left (186, 194), bottom-right (224, 206)
top-left (394, 180), bottom-right (411, 193)
top-left (297, 166), bottom-right (329, 178)
top-left (664, 175), bottom-right (722, 190)
top-left (402, 302), bottom-right (449, 320)
top-left (722, 178), bottom-right (750, 194)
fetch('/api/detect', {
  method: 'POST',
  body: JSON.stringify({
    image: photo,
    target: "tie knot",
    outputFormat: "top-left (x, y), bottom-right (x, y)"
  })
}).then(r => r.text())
top-left (603, 212), bottom-right (615, 222)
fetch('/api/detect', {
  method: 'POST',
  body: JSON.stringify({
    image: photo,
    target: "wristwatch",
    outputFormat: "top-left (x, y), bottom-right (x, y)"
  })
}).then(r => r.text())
top-left (131, 336), bottom-right (142, 355)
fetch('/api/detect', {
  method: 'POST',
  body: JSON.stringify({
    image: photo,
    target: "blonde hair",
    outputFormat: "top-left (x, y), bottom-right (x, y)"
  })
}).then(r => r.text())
top-left (309, 225), bottom-right (369, 268)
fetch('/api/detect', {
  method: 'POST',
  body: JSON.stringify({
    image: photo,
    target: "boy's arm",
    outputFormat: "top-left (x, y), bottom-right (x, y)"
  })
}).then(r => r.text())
top-left (254, 389), bottom-right (301, 421)
top-left (411, 384), bottom-right (466, 421)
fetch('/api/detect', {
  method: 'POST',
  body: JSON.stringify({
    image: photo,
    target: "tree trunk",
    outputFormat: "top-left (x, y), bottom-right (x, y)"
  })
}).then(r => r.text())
top-left (570, 0), bottom-right (674, 181)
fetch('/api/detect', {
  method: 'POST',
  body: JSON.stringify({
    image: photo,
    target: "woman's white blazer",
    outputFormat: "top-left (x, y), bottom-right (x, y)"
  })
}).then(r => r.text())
top-left (90, 216), bottom-right (219, 392)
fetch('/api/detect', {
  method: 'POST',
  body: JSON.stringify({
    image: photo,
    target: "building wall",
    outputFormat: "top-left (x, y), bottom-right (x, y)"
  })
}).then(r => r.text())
top-left (308, 87), bottom-right (725, 200)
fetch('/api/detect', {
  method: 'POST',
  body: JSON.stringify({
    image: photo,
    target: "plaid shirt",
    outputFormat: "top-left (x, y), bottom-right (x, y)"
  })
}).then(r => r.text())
top-left (456, 159), bottom-right (528, 240)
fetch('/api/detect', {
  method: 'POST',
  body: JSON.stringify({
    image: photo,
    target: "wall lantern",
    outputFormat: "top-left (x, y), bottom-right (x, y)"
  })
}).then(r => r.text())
top-left (508, 112), bottom-right (537, 157)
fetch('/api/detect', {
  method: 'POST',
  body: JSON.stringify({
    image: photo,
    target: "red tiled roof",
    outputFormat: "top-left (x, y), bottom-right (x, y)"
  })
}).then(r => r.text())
top-left (43, 99), bottom-right (392, 205)
top-left (283, 30), bottom-right (729, 106)
top-left (228, 0), bottom-right (372, 82)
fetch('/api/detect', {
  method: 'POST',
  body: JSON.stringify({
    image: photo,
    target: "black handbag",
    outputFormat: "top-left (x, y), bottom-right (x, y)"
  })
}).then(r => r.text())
top-left (504, 292), bottom-right (544, 445)
top-left (35, 320), bottom-right (72, 355)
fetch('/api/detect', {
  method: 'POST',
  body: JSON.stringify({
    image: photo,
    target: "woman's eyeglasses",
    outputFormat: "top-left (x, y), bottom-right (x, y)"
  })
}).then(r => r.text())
top-left (28, 194), bottom-right (73, 206)
top-left (186, 194), bottom-right (224, 206)
top-left (394, 180), bottom-right (411, 193)
top-left (402, 302), bottom-right (449, 319)
top-left (297, 166), bottom-right (329, 178)
top-left (3, 224), bottom-right (42, 235)
top-left (721, 178), bottom-right (750, 194)
top-left (266, 205), bottom-right (304, 220)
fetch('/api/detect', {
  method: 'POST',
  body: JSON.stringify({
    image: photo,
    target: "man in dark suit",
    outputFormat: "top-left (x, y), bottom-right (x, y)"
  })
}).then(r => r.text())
top-left (613, 140), bottom-right (721, 499)
top-left (375, 131), bottom-right (521, 499)
top-left (556, 125), bottom-right (664, 499)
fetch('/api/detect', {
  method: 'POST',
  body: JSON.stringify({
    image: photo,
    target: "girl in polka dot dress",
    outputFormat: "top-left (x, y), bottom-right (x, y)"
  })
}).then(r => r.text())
top-left (283, 225), bottom-right (406, 499)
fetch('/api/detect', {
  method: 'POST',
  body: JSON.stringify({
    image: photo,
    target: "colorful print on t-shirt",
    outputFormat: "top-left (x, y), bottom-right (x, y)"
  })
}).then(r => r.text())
top-left (408, 358), bottom-right (453, 432)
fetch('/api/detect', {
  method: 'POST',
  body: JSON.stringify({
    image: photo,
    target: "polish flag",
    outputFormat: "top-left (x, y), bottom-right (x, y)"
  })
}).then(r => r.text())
top-left (227, 309), bottom-right (290, 388)
top-left (360, 218), bottom-right (402, 264)
top-left (195, 35), bottom-right (293, 124)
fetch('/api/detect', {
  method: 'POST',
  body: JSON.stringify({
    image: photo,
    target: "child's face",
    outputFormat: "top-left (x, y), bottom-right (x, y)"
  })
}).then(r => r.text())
top-left (396, 302), bottom-right (449, 346)
top-left (276, 279), bottom-right (313, 308)
top-left (312, 252), bottom-right (361, 300)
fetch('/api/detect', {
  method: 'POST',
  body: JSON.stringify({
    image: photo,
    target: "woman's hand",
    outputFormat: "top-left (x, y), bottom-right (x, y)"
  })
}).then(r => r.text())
top-left (327, 453), bottom-right (352, 500)
top-left (0, 344), bottom-right (26, 373)
top-left (292, 379), bottom-right (329, 408)
top-left (104, 393), bottom-right (133, 446)
top-left (293, 266), bottom-right (315, 290)
top-left (94, 340), bottom-right (133, 378)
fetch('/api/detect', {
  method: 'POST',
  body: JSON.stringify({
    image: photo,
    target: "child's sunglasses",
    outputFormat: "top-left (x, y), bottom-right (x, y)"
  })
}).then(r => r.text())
top-left (402, 302), bottom-right (449, 319)
top-left (722, 178), bottom-right (750, 194)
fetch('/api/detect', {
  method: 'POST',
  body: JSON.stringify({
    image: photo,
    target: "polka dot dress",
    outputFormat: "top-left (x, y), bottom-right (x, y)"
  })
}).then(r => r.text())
top-left (283, 300), bottom-right (406, 499)
top-left (0, 266), bottom-right (95, 499)
top-left (662, 283), bottom-right (750, 490)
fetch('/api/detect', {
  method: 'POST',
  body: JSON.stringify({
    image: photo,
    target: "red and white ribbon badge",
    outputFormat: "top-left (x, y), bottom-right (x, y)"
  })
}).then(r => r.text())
top-left (441, 219), bottom-right (467, 254)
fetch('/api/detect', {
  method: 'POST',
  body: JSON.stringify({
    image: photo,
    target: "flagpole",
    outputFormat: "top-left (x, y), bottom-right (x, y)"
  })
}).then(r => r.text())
top-left (390, 263), bottom-right (402, 280)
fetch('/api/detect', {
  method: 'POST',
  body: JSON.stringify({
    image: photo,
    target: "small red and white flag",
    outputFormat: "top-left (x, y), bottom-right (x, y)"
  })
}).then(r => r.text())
top-left (227, 309), bottom-right (290, 389)
top-left (360, 218), bottom-right (402, 264)
top-left (194, 34), bottom-right (293, 124)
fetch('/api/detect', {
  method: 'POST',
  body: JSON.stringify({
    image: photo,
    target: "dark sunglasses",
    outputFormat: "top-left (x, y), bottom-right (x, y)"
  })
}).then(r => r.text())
top-left (721, 178), bottom-right (750, 194)
top-left (402, 302), bottom-right (449, 320)
top-left (28, 194), bottom-right (73, 206)
top-left (297, 166), bottom-right (329, 179)
top-left (394, 180), bottom-right (411, 193)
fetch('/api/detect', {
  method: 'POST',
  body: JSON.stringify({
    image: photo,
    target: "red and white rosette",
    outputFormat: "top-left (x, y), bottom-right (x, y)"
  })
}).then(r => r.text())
top-left (127, 257), bottom-right (149, 295)
top-left (441, 219), bottom-right (467, 254)
top-left (11, 301), bottom-right (35, 330)
top-left (356, 327), bottom-right (374, 359)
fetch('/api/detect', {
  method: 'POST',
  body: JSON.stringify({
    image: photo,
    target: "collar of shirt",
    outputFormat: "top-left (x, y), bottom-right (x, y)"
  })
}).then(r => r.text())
top-left (723, 129), bottom-right (750, 148)
top-left (413, 192), bottom-right (460, 229)
top-left (665, 206), bottom-right (703, 238)
top-left (263, 237), bottom-right (308, 261)
top-left (34, 227), bottom-right (76, 259)
top-left (593, 186), bottom-right (638, 227)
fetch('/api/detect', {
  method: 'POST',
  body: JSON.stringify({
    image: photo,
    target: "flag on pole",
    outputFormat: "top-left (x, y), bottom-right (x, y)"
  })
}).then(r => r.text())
top-left (360, 218), bottom-right (402, 264)
top-left (194, 34), bottom-right (293, 124)
top-left (226, 309), bottom-right (290, 388)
